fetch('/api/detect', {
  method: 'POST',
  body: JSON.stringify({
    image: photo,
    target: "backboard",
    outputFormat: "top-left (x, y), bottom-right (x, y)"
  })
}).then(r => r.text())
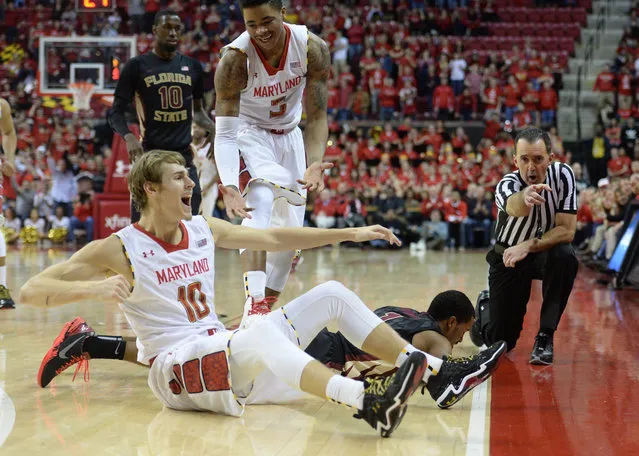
top-left (38, 36), bottom-right (137, 97)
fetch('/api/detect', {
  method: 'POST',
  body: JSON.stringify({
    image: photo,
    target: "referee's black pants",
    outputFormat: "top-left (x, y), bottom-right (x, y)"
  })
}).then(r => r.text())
top-left (130, 152), bottom-right (202, 224)
top-left (482, 243), bottom-right (578, 351)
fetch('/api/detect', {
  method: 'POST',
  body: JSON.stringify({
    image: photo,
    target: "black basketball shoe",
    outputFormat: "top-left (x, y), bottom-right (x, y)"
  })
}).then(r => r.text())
top-left (529, 332), bottom-right (554, 365)
top-left (426, 340), bottom-right (506, 409)
top-left (469, 289), bottom-right (489, 347)
top-left (354, 351), bottom-right (427, 438)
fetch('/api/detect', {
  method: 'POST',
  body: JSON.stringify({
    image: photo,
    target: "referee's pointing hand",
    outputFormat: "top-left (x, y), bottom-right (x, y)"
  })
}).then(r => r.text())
top-left (523, 184), bottom-right (552, 208)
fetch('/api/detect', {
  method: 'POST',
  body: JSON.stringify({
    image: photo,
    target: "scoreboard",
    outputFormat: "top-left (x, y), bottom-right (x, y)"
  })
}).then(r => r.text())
top-left (75, 0), bottom-right (116, 12)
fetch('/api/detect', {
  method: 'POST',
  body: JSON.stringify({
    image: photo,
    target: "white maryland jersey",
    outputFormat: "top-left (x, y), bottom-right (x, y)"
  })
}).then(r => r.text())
top-left (114, 216), bottom-right (225, 364)
top-left (223, 23), bottom-right (308, 131)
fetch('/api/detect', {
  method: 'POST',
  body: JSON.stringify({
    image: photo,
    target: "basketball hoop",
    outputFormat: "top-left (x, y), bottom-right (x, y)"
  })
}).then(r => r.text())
top-left (68, 82), bottom-right (96, 111)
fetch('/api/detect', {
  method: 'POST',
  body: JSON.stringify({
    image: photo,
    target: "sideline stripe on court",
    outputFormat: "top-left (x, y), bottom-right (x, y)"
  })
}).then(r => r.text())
top-left (465, 380), bottom-right (489, 456)
top-left (0, 387), bottom-right (16, 447)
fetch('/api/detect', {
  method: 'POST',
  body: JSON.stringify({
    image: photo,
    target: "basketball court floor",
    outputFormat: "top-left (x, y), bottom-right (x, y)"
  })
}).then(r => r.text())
top-left (1, 246), bottom-right (638, 455)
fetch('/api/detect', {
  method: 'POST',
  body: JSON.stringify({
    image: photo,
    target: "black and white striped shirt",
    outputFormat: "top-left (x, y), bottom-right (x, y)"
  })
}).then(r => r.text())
top-left (494, 162), bottom-right (577, 247)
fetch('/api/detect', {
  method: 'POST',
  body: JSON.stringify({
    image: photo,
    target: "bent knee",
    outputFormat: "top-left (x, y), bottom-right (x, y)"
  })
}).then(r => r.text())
top-left (315, 280), bottom-right (347, 293)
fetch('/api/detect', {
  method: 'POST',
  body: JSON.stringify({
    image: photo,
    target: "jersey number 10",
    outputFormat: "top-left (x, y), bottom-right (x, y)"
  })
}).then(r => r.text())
top-left (177, 282), bottom-right (210, 322)
top-left (159, 86), bottom-right (184, 110)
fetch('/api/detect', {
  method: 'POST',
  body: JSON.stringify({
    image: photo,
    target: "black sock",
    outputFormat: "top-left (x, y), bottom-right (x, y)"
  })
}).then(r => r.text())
top-left (83, 336), bottom-right (126, 360)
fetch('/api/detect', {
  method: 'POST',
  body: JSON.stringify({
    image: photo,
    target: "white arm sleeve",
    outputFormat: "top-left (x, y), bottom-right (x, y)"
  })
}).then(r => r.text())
top-left (213, 116), bottom-right (240, 189)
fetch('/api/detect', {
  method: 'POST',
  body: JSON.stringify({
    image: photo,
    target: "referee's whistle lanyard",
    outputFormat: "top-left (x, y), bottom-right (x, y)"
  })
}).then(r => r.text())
top-left (534, 205), bottom-right (544, 240)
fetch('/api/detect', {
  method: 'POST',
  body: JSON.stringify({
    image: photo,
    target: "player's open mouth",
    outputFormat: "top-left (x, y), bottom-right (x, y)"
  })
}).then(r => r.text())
top-left (181, 196), bottom-right (191, 208)
top-left (257, 35), bottom-right (272, 43)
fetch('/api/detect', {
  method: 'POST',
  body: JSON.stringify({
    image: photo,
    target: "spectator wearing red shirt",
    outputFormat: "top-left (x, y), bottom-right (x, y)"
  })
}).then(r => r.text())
top-left (593, 64), bottom-right (617, 107)
top-left (513, 103), bottom-right (533, 131)
top-left (522, 81), bottom-right (540, 125)
top-left (433, 76), bottom-right (455, 121)
top-left (420, 124), bottom-right (443, 156)
top-left (607, 147), bottom-right (632, 179)
top-left (420, 186), bottom-right (444, 219)
top-left (539, 80), bottom-right (558, 126)
top-left (605, 118), bottom-right (623, 147)
top-left (455, 87), bottom-right (477, 121)
top-left (324, 135), bottom-right (343, 162)
top-left (443, 190), bottom-right (468, 250)
top-left (482, 78), bottom-right (502, 120)
top-left (503, 75), bottom-right (521, 122)
top-left (379, 78), bottom-right (398, 121)
top-left (358, 138), bottom-right (382, 164)
top-left (368, 62), bottom-right (387, 117)
top-left (312, 189), bottom-right (338, 229)
top-left (484, 113), bottom-right (502, 140)
top-left (422, 164), bottom-right (443, 188)
top-left (337, 78), bottom-right (353, 121)
top-left (327, 79), bottom-right (339, 117)
top-left (379, 123), bottom-right (399, 145)
top-left (618, 66), bottom-right (633, 112)
top-left (398, 79), bottom-right (418, 118)
top-left (575, 189), bottom-right (594, 246)
top-left (350, 84), bottom-right (370, 120)
top-left (346, 16), bottom-right (365, 60)
top-left (69, 193), bottom-right (94, 242)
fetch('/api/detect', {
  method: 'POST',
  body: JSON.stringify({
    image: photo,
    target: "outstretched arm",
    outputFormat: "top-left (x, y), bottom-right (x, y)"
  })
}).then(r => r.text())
top-left (19, 236), bottom-right (133, 308)
top-left (207, 216), bottom-right (400, 251)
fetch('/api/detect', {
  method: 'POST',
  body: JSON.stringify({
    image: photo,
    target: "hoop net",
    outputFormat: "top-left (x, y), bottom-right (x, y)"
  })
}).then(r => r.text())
top-left (68, 82), bottom-right (96, 111)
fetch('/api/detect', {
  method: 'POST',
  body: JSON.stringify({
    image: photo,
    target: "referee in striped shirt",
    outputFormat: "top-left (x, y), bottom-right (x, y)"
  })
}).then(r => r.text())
top-left (471, 128), bottom-right (578, 365)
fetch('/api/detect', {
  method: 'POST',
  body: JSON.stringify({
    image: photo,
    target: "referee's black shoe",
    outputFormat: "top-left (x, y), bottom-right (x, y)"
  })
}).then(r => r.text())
top-left (530, 332), bottom-right (554, 365)
top-left (470, 289), bottom-right (489, 347)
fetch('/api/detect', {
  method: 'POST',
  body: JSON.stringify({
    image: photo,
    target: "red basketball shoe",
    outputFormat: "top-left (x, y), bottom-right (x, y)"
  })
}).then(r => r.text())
top-left (240, 296), bottom-right (278, 329)
top-left (38, 317), bottom-right (95, 388)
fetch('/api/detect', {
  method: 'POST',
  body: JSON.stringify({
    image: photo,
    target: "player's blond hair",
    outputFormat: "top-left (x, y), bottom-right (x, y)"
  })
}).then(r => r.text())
top-left (128, 150), bottom-right (186, 212)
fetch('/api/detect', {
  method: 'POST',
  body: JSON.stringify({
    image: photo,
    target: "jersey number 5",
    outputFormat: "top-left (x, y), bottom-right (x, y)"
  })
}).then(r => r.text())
top-left (177, 282), bottom-right (210, 323)
top-left (269, 96), bottom-right (287, 118)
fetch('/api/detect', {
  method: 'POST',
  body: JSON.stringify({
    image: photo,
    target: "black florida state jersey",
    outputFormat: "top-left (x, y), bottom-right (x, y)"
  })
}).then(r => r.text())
top-left (114, 52), bottom-right (204, 153)
top-left (374, 306), bottom-right (443, 342)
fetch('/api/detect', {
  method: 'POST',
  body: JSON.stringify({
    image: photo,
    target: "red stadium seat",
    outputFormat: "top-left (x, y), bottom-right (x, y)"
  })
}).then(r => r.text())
top-left (557, 52), bottom-right (569, 68)
top-left (527, 7), bottom-right (543, 23)
top-left (499, 8), bottom-right (516, 22)
top-left (571, 8), bottom-right (587, 26)
top-left (578, 0), bottom-right (593, 12)
top-left (556, 8), bottom-right (572, 23)
top-left (565, 23), bottom-right (581, 41)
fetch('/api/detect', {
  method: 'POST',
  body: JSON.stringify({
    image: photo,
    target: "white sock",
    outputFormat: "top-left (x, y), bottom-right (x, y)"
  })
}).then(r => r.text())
top-left (325, 375), bottom-right (365, 409)
top-left (0, 264), bottom-right (6, 287)
top-left (395, 344), bottom-right (443, 381)
top-left (244, 271), bottom-right (266, 300)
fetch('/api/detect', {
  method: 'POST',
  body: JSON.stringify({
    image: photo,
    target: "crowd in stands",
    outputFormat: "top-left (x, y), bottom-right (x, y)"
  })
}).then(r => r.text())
top-left (0, 0), bottom-right (625, 257)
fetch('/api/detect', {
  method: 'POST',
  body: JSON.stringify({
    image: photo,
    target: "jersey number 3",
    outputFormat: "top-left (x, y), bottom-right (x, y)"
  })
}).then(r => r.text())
top-left (177, 282), bottom-right (210, 322)
top-left (269, 96), bottom-right (287, 118)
